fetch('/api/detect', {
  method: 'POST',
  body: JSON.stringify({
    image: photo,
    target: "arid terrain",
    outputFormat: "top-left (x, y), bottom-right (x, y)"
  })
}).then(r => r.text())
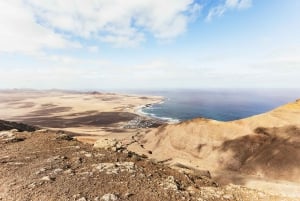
top-left (0, 120), bottom-right (295, 201)
top-left (142, 99), bottom-right (300, 198)
top-left (0, 90), bottom-right (163, 143)
top-left (0, 90), bottom-right (299, 200)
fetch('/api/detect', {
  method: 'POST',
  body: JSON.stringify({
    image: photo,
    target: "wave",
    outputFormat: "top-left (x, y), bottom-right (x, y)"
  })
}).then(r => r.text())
top-left (139, 107), bottom-right (180, 124)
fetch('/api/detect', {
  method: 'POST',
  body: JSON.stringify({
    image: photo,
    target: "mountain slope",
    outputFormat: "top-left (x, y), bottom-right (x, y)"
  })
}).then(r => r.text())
top-left (1, 124), bottom-right (293, 201)
top-left (142, 99), bottom-right (300, 184)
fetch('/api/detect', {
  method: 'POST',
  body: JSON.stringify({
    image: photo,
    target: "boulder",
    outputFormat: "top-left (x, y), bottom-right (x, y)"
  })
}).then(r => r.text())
top-left (93, 138), bottom-right (121, 150)
top-left (100, 194), bottom-right (118, 201)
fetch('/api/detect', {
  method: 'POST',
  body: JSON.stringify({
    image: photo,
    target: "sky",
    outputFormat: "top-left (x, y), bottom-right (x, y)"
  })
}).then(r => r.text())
top-left (0, 0), bottom-right (300, 90)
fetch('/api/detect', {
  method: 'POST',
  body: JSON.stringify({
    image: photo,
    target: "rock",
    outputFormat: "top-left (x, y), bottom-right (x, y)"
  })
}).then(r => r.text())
top-left (93, 138), bottom-right (123, 152)
top-left (124, 192), bottom-right (134, 198)
top-left (75, 157), bottom-right (83, 164)
top-left (73, 194), bottom-right (80, 199)
top-left (0, 131), bottom-right (14, 138)
top-left (194, 170), bottom-right (211, 179)
top-left (85, 153), bottom-right (92, 158)
top-left (35, 168), bottom-right (46, 175)
top-left (0, 119), bottom-right (37, 132)
top-left (61, 156), bottom-right (68, 160)
top-left (40, 176), bottom-right (55, 181)
top-left (4, 136), bottom-right (25, 143)
top-left (223, 194), bottom-right (233, 200)
top-left (56, 134), bottom-right (73, 141)
top-left (77, 171), bottom-right (93, 177)
top-left (64, 169), bottom-right (75, 175)
top-left (0, 131), bottom-right (25, 143)
top-left (93, 162), bottom-right (136, 174)
top-left (94, 138), bottom-right (118, 150)
top-left (27, 182), bottom-right (36, 189)
top-left (10, 129), bottom-right (18, 133)
top-left (162, 176), bottom-right (180, 191)
top-left (127, 151), bottom-right (133, 158)
top-left (46, 155), bottom-right (61, 163)
top-left (56, 130), bottom-right (65, 134)
top-left (7, 162), bottom-right (25, 166)
top-left (53, 168), bottom-right (63, 174)
top-left (77, 197), bottom-right (87, 201)
top-left (38, 129), bottom-right (49, 133)
top-left (94, 153), bottom-right (105, 157)
top-left (127, 152), bottom-right (142, 161)
top-left (100, 193), bottom-right (118, 201)
top-left (116, 143), bottom-right (122, 149)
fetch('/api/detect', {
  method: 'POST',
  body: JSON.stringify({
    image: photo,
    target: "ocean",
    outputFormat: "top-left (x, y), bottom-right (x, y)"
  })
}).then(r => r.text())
top-left (127, 89), bottom-right (300, 122)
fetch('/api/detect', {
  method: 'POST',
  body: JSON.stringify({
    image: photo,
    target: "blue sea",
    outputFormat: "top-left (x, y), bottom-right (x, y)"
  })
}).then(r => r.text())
top-left (125, 89), bottom-right (300, 122)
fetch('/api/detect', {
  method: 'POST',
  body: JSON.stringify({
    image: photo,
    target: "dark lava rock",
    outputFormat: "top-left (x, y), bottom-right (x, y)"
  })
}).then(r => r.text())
top-left (0, 120), bottom-right (37, 132)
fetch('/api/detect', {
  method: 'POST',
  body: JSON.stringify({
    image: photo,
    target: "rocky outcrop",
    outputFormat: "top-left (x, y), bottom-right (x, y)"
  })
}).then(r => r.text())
top-left (93, 138), bottom-right (123, 151)
top-left (0, 120), bottom-right (37, 132)
top-left (0, 130), bottom-right (25, 144)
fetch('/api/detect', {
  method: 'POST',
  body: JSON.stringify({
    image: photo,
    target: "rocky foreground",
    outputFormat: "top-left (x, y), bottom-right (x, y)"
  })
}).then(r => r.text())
top-left (0, 121), bottom-right (295, 201)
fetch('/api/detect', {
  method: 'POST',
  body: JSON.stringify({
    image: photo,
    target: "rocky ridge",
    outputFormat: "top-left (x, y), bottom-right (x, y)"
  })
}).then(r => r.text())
top-left (0, 121), bottom-right (295, 201)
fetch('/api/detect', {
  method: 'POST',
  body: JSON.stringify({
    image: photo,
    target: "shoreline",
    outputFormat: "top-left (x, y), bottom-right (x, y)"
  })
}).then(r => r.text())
top-left (1, 90), bottom-right (300, 199)
top-left (0, 90), bottom-right (171, 144)
top-left (134, 99), bottom-right (181, 124)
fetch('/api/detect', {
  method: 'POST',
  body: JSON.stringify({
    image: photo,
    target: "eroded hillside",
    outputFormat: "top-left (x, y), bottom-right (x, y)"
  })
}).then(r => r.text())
top-left (0, 121), bottom-right (294, 201)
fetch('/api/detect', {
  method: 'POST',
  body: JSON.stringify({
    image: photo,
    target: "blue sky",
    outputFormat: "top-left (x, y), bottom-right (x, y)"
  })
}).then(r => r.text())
top-left (0, 0), bottom-right (299, 90)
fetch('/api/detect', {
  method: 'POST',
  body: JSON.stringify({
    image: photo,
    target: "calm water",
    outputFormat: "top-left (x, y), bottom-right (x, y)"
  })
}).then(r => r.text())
top-left (127, 89), bottom-right (300, 122)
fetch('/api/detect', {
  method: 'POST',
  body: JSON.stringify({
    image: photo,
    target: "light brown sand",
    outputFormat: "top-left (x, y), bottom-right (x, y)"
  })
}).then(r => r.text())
top-left (0, 90), bottom-right (163, 143)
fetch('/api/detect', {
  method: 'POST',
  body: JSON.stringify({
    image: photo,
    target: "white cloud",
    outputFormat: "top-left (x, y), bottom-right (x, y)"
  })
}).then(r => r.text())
top-left (25, 0), bottom-right (201, 47)
top-left (206, 0), bottom-right (252, 21)
top-left (0, 0), bottom-right (251, 53)
top-left (206, 6), bottom-right (227, 21)
top-left (0, 0), bottom-right (202, 52)
top-left (225, 0), bottom-right (252, 9)
top-left (0, 0), bottom-right (76, 54)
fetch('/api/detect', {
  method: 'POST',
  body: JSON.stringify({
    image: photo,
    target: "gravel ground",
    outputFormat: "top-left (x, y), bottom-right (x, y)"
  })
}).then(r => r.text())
top-left (0, 127), bottom-right (296, 201)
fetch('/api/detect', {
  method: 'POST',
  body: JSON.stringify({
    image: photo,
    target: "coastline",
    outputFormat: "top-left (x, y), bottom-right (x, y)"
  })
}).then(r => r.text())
top-left (1, 90), bottom-right (300, 199)
top-left (134, 98), bottom-right (180, 124)
top-left (141, 98), bottom-right (300, 198)
top-left (0, 90), bottom-right (168, 142)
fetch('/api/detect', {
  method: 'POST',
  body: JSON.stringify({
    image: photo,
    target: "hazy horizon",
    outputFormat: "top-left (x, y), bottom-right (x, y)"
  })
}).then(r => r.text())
top-left (1, 0), bottom-right (299, 90)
